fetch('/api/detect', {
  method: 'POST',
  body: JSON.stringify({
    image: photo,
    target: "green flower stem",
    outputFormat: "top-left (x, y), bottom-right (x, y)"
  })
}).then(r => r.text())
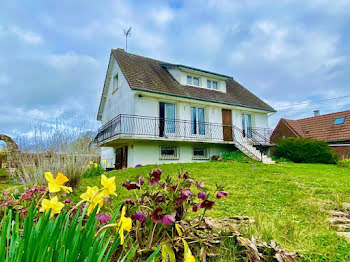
top-left (35, 188), bottom-right (49, 210)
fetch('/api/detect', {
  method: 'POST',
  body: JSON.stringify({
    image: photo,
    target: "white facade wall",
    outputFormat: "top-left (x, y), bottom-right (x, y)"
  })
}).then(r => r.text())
top-left (127, 141), bottom-right (234, 168)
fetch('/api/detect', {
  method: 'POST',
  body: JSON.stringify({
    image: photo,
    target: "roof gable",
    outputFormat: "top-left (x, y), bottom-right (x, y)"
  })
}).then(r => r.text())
top-left (109, 48), bottom-right (275, 112)
top-left (277, 110), bottom-right (350, 141)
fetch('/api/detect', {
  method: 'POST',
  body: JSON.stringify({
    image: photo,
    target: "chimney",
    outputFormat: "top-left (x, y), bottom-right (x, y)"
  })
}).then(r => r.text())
top-left (313, 110), bottom-right (320, 116)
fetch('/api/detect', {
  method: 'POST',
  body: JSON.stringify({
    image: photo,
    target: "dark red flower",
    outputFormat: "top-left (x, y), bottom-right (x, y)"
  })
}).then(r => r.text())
top-left (132, 211), bottom-right (146, 223)
top-left (122, 180), bottom-right (141, 190)
top-left (64, 199), bottom-right (71, 204)
top-left (174, 197), bottom-right (183, 207)
top-left (139, 176), bottom-right (145, 185)
top-left (152, 206), bottom-right (164, 223)
top-left (192, 203), bottom-right (201, 212)
top-left (149, 169), bottom-right (163, 185)
top-left (96, 213), bottom-right (111, 224)
top-left (197, 192), bottom-right (206, 200)
top-left (124, 198), bottom-right (134, 205)
top-left (168, 184), bottom-right (178, 192)
top-left (216, 191), bottom-right (228, 199)
top-left (201, 200), bottom-right (215, 210)
top-left (183, 172), bottom-right (189, 179)
top-left (155, 193), bottom-right (165, 203)
top-left (180, 189), bottom-right (192, 199)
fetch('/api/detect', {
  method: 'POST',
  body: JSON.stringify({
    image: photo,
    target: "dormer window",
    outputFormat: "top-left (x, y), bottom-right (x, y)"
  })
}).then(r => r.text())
top-left (187, 75), bottom-right (199, 86)
top-left (207, 80), bottom-right (218, 90)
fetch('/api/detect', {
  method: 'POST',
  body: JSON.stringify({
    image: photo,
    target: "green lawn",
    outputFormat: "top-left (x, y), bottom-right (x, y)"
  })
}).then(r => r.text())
top-left (73, 161), bottom-right (350, 261)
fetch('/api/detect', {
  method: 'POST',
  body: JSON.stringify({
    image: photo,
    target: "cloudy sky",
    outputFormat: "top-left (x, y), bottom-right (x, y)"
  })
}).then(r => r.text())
top-left (0, 0), bottom-right (349, 138)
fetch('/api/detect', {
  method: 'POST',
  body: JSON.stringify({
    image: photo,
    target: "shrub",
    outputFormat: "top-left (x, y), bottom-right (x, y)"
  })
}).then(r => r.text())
top-left (83, 161), bottom-right (105, 178)
top-left (274, 137), bottom-right (338, 164)
top-left (337, 159), bottom-right (350, 168)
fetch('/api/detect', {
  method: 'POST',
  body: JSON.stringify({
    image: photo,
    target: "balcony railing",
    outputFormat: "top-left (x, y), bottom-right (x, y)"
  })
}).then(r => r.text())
top-left (95, 114), bottom-right (272, 145)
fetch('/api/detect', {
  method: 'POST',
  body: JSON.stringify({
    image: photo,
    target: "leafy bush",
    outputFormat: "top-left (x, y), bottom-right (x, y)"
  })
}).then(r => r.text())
top-left (222, 151), bottom-right (249, 162)
top-left (0, 169), bottom-right (6, 176)
top-left (337, 159), bottom-right (350, 168)
top-left (271, 156), bottom-right (292, 163)
top-left (274, 137), bottom-right (338, 164)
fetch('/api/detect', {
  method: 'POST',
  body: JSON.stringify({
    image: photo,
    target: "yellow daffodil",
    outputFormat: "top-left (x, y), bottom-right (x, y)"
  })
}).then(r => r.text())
top-left (102, 159), bottom-right (106, 163)
top-left (87, 165), bottom-right (91, 169)
top-left (80, 186), bottom-right (104, 215)
top-left (89, 161), bottom-right (93, 165)
top-left (101, 175), bottom-right (117, 197)
top-left (107, 163), bottom-right (110, 167)
top-left (40, 196), bottom-right (64, 217)
top-left (117, 206), bottom-right (132, 245)
top-left (183, 239), bottom-right (195, 262)
top-left (94, 163), bottom-right (98, 168)
top-left (45, 172), bottom-right (72, 193)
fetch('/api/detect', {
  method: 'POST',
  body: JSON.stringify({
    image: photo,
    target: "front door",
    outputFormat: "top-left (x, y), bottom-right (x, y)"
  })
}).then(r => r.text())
top-left (115, 146), bottom-right (128, 170)
top-left (222, 109), bottom-right (233, 141)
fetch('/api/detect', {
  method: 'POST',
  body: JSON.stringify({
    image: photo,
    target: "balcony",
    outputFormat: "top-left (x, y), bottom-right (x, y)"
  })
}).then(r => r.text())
top-left (95, 114), bottom-right (273, 146)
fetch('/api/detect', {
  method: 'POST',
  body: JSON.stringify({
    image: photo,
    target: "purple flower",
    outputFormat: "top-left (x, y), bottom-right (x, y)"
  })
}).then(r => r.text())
top-left (155, 194), bottom-right (165, 203)
top-left (64, 199), bottom-right (71, 204)
top-left (197, 181), bottom-right (205, 189)
top-left (198, 192), bottom-right (207, 200)
top-left (201, 200), bottom-right (215, 210)
top-left (192, 203), bottom-right (201, 212)
top-left (132, 211), bottom-right (146, 223)
top-left (216, 191), bottom-right (228, 199)
top-left (96, 213), bottom-right (111, 224)
top-left (152, 206), bottom-right (164, 223)
top-left (135, 164), bottom-right (142, 168)
top-left (149, 169), bottom-right (163, 185)
top-left (162, 215), bottom-right (175, 226)
top-left (174, 197), bottom-right (183, 207)
top-left (124, 198), bottom-right (134, 205)
top-left (253, 165), bottom-right (257, 169)
top-left (122, 180), bottom-right (141, 190)
top-left (180, 189), bottom-right (193, 200)
top-left (183, 172), bottom-right (189, 179)
top-left (0, 201), bottom-right (14, 207)
top-left (139, 177), bottom-right (145, 185)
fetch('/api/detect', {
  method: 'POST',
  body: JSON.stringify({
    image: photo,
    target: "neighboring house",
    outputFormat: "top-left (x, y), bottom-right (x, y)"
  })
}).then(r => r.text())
top-left (271, 110), bottom-right (350, 159)
top-left (95, 48), bottom-right (276, 169)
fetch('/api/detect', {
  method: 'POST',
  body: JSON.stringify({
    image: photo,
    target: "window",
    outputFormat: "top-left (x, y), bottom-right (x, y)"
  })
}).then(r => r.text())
top-left (334, 117), bottom-right (346, 125)
top-left (191, 107), bottom-right (205, 135)
top-left (112, 74), bottom-right (118, 93)
top-left (242, 113), bottom-right (252, 138)
top-left (187, 75), bottom-right (200, 86)
top-left (207, 80), bottom-right (218, 90)
top-left (159, 102), bottom-right (176, 135)
top-left (193, 147), bottom-right (209, 160)
top-left (160, 146), bottom-right (179, 159)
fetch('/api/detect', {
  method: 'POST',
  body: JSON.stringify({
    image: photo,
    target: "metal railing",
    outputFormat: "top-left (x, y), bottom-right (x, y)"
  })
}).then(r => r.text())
top-left (95, 114), bottom-right (270, 161)
top-left (249, 127), bottom-right (274, 144)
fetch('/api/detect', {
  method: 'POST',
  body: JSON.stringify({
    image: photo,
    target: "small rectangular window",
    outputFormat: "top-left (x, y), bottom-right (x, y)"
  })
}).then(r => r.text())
top-left (113, 74), bottom-right (118, 93)
top-left (193, 148), bottom-right (209, 160)
top-left (193, 77), bottom-right (199, 86)
top-left (160, 146), bottom-right (179, 160)
top-left (207, 80), bottom-right (211, 89)
top-left (212, 81), bottom-right (218, 90)
top-left (334, 117), bottom-right (346, 125)
top-left (187, 75), bottom-right (192, 85)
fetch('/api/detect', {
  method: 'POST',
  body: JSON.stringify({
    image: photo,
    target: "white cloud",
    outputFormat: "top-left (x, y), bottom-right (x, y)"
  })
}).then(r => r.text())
top-left (46, 52), bottom-right (98, 70)
top-left (151, 7), bottom-right (174, 25)
top-left (9, 26), bottom-right (43, 44)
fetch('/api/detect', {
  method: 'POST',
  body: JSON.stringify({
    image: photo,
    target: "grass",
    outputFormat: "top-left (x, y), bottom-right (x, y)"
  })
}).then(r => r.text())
top-left (71, 161), bottom-right (350, 261)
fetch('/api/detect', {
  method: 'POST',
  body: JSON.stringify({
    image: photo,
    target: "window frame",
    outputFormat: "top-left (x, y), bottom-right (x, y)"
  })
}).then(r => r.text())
top-left (112, 73), bottom-right (119, 93)
top-left (160, 146), bottom-right (179, 160)
top-left (334, 117), bottom-right (346, 125)
top-left (207, 79), bottom-right (218, 90)
top-left (191, 107), bottom-right (205, 135)
top-left (192, 147), bottom-right (209, 160)
top-left (186, 75), bottom-right (200, 87)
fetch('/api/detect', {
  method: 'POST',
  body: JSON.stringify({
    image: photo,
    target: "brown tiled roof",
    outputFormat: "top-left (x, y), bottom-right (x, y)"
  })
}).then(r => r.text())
top-left (111, 49), bottom-right (275, 112)
top-left (281, 110), bottom-right (350, 141)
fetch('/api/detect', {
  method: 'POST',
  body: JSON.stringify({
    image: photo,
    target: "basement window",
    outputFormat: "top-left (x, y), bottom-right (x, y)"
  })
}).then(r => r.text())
top-left (193, 147), bottom-right (209, 160)
top-left (334, 117), bottom-right (345, 125)
top-left (160, 146), bottom-right (179, 160)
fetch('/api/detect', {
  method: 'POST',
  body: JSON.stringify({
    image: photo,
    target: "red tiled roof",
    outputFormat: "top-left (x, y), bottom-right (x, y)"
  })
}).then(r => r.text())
top-left (281, 110), bottom-right (350, 141)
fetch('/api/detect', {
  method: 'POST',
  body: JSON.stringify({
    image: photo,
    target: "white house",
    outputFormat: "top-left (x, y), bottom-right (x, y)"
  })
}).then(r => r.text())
top-left (96, 49), bottom-right (276, 169)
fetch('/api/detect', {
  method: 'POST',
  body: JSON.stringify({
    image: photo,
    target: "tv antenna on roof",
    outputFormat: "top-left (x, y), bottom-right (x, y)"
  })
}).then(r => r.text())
top-left (123, 27), bottom-right (132, 52)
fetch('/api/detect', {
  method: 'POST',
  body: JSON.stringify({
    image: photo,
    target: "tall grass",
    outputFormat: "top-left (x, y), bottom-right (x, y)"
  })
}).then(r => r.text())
top-left (14, 121), bottom-right (100, 188)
